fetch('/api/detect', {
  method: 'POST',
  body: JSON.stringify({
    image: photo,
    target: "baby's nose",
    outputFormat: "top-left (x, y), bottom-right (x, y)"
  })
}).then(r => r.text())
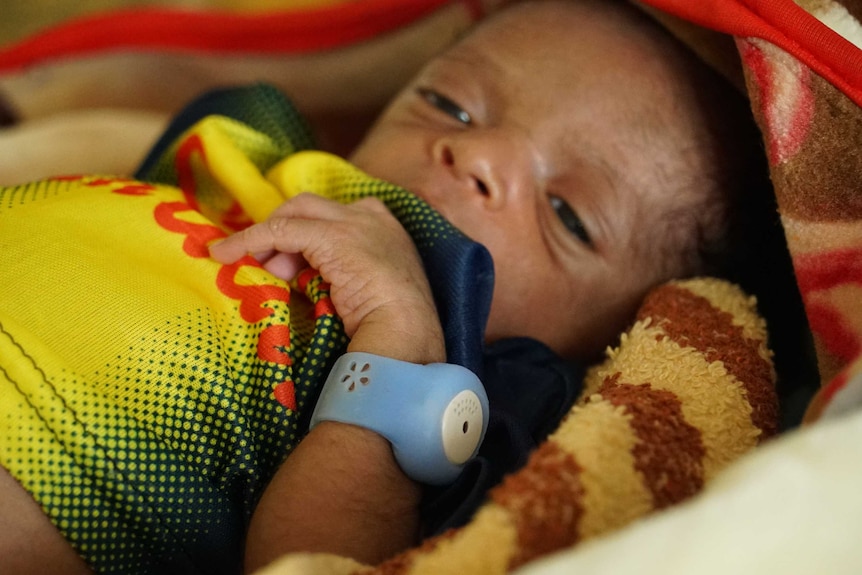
top-left (433, 131), bottom-right (534, 209)
top-left (438, 144), bottom-right (492, 197)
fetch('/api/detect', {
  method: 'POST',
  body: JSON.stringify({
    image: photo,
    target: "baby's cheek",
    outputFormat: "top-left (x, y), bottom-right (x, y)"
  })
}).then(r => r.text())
top-left (484, 282), bottom-right (551, 343)
top-left (521, 293), bottom-right (622, 361)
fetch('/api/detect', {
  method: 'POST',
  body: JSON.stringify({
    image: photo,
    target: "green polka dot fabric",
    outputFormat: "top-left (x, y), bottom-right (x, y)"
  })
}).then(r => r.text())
top-left (0, 85), bottom-right (492, 574)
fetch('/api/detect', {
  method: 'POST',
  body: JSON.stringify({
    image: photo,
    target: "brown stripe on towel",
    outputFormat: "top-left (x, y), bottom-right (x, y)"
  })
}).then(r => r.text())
top-left (599, 380), bottom-right (705, 508)
top-left (637, 284), bottom-right (778, 438)
top-left (491, 441), bottom-right (586, 569)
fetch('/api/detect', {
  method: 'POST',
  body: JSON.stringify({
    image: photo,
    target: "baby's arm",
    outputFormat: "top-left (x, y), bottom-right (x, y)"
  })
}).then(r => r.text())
top-left (210, 194), bottom-right (445, 573)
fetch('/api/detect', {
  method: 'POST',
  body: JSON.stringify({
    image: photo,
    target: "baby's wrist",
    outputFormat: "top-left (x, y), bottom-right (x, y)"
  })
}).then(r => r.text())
top-left (347, 308), bottom-right (445, 365)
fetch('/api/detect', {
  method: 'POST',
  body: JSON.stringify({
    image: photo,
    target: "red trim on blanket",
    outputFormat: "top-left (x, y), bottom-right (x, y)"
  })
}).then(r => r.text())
top-left (0, 0), bottom-right (454, 71)
top-left (639, 0), bottom-right (862, 109)
top-left (795, 247), bottom-right (862, 364)
top-left (2, 0), bottom-right (860, 109)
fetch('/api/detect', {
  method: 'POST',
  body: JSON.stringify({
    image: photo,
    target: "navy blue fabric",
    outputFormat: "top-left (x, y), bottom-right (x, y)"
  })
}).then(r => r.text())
top-left (413, 224), bottom-right (494, 375)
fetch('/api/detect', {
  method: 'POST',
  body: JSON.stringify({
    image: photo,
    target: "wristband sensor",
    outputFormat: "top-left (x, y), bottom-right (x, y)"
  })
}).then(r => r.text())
top-left (309, 352), bottom-right (489, 485)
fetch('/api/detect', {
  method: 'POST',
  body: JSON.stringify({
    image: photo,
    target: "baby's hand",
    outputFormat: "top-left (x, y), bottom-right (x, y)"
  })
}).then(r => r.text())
top-left (210, 193), bottom-right (444, 363)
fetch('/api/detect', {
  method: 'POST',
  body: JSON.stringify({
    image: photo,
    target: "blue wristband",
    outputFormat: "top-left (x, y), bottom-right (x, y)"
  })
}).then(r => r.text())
top-left (309, 352), bottom-right (489, 485)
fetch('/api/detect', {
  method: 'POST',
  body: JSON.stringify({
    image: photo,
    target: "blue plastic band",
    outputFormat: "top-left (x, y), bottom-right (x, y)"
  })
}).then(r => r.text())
top-left (309, 352), bottom-right (489, 485)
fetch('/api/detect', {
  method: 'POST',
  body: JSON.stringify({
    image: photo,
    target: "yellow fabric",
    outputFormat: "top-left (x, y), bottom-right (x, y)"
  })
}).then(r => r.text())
top-left (0, 113), bottom-right (411, 574)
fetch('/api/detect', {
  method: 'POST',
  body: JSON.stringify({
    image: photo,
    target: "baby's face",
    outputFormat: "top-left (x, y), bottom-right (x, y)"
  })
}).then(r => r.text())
top-left (350, 0), bottom-right (703, 360)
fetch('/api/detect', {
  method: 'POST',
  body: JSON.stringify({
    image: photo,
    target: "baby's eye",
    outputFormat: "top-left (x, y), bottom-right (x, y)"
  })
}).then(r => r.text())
top-left (550, 195), bottom-right (592, 247)
top-left (418, 88), bottom-right (472, 125)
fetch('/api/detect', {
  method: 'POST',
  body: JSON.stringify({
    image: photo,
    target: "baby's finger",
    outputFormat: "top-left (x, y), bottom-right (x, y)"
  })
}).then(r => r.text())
top-left (268, 192), bottom-right (347, 220)
top-left (270, 193), bottom-right (390, 222)
top-left (252, 249), bottom-right (277, 263)
top-left (350, 196), bottom-right (391, 215)
top-left (209, 220), bottom-right (278, 263)
top-left (262, 251), bottom-right (307, 281)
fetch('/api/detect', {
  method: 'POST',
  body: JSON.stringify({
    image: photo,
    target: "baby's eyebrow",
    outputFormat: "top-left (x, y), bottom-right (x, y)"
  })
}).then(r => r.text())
top-left (433, 47), bottom-right (506, 82)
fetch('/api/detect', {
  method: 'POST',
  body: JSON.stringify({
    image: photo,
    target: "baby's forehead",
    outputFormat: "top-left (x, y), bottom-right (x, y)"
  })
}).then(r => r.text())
top-left (462, 0), bottom-right (649, 50)
top-left (436, 0), bottom-right (686, 99)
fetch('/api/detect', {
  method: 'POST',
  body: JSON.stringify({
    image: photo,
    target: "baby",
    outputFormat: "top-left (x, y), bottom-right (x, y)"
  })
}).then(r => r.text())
top-left (0, 0), bottom-right (762, 573)
top-left (213, 0), bottom-right (760, 571)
